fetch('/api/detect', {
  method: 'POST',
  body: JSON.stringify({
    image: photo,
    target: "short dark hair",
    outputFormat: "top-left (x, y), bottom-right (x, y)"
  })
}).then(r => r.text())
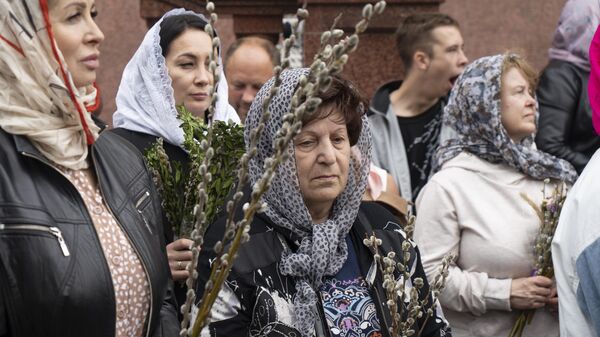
top-left (395, 13), bottom-right (460, 70)
top-left (301, 75), bottom-right (364, 146)
top-left (224, 36), bottom-right (280, 68)
top-left (159, 14), bottom-right (208, 57)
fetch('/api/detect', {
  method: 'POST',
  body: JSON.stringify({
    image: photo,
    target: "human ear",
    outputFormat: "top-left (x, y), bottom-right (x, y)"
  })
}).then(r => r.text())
top-left (413, 51), bottom-right (430, 70)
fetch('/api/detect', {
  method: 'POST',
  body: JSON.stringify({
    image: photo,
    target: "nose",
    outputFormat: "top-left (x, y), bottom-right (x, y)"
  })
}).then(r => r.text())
top-left (316, 140), bottom-right (336, 165)
top-left (525, 92), bottom-right (536, 107)
top-left (85, 18), bottom-right (105, 46)
top-left (458, 48), bottom-right (468, 68)
top-left (241, 87), bottom-right (256, 105)
top-left (194, 65), bottom-right (211, 86)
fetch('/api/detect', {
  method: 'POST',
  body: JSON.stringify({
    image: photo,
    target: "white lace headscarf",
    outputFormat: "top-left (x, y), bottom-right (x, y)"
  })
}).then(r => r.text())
top-left (113, 8), bottom-right (240, 147)
top-left (0, 0), bottom-right (100, 170)
top-left (245, 68), bottom-right (371, 337)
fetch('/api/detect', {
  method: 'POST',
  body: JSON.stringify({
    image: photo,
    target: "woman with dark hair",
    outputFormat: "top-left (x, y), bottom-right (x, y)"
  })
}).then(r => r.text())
top-left (111, 9), bottom-right (240, 297)
top-left (0, 0), bottom-right (178, 336)
top-left (414, 53), bottom-right (578, 337)
top-left (197, 70), bottom-right (450, 337)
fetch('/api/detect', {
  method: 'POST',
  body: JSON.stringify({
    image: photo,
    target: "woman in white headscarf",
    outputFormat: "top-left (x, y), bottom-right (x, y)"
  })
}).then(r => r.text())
top-left (110, 8), bottom-right (240, 310)
top-left (0, 0), bottom-right (178, 336)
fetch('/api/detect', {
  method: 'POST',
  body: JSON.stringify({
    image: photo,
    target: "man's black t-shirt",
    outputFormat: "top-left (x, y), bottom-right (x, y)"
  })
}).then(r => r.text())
top-left (396, 99), bottom-right (443, 200)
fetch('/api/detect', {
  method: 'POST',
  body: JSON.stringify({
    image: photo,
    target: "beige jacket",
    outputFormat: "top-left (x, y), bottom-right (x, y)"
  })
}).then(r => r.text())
top-left (414, 152), bottom-right (559, 337)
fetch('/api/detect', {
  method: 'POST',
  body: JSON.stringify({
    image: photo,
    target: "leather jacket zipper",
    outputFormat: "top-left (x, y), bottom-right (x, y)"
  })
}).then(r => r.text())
top-left (20, 150), bottom-right (154, 337)
top-left (135, 191), bottom-right (153, 235)
top-left (0, 224), bottom-right (70, 256)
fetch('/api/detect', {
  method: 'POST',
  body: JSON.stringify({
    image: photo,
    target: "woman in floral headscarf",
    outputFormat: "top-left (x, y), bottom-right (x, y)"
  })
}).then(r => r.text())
top-left (414, 53), bottom-right (578, 337)
top-left (535, 0), bottom-right (600, 173)
top-left (197, 69), bottom-right (451, 337)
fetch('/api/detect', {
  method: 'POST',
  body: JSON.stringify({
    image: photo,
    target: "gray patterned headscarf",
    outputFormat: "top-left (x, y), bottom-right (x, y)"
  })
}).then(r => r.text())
top-left (245, 68), bottom-right (371, 336)
top-left (433, 54), bottom-right (578, 184)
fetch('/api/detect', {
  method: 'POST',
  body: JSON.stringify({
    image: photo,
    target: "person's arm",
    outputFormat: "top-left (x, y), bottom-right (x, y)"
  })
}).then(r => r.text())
top-left (536, 65), bottom-right (589, 172)
top-left (414, 180), bottom-right (512, 315)
top-left (575, 240), bottom-right (600, 336)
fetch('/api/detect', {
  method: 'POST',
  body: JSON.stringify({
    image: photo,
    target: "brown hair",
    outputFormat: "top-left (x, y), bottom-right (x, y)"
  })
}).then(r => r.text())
top-left (224, 36), bottom-right (280, 69)
top-left (301, 75), bottom-right (364, 146)
top-left (501, 53), bottom-right (538, 93)
top-left (395, 13), bottom-right (460, 70)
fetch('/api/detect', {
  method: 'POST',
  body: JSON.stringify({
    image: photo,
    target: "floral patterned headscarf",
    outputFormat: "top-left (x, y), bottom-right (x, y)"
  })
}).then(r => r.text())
top-left (433, 54), bottom-right (578, 184)
top-left (245, 68), bottom-right (371, 337)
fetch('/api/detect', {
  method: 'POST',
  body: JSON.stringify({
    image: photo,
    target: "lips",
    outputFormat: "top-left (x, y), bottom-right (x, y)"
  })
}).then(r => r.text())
top-left (190, 93), bottom-right (208, 101)
top-left (81, 54), bottom-right (99, 70)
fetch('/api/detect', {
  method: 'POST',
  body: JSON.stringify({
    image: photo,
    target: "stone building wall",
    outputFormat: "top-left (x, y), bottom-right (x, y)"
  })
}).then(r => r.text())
top-left (94, 0), bottom-right (567, 126)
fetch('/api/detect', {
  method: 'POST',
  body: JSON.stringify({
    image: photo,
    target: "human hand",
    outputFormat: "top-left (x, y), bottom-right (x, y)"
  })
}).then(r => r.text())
top-left (546, 286), bottom-right (558, 312)
top-left (510, 276), bottom-right (553, 310)
top-left (166, 238), bottom-right (194, 281)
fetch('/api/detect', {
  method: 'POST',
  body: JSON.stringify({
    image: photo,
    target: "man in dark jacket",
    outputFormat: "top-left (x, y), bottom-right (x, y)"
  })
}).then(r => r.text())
top-left (368, 13), bottom-right (468, 202)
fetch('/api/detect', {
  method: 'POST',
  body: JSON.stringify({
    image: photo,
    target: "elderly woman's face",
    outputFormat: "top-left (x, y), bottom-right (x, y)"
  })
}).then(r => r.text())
top-left (49, 0), bottom-right (104, 87)
top-left (500, 67), bottom-right (537, 143)
top-left (294, 108), bottom-right (351, 217)
top-left (164, 28), bottom-right (214, 118)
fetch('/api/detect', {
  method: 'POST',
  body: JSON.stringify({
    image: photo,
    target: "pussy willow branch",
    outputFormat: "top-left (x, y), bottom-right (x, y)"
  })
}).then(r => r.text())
top-left (179, 1), bottom-right (221, 336)
top-left (189, 6), bottom-right (309, 337)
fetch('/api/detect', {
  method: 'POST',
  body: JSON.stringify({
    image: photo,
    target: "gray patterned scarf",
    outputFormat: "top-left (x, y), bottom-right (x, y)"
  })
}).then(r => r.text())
top-left (245, 68), bottom-right (371, 336)
top-left (433, 54), bottom-right (578, 184)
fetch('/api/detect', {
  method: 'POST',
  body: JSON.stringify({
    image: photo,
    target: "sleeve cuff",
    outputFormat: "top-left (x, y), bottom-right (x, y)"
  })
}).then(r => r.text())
top-left (484, 278), bottom-right (512, 311)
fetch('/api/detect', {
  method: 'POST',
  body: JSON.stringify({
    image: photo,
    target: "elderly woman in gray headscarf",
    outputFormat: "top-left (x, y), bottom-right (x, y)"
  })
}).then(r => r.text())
top-left (414, 53), bottom-right (578, 337)
top-left (535, 0), bottom-right (600, 173)
top-left (197, 69), bottom-right (451, 337)
top-left (110, 9), bottom-right (239, 294)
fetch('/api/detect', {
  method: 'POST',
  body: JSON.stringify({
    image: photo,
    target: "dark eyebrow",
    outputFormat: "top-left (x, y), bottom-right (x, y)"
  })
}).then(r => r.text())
top-left (175, 53), bottom-right (198, 60)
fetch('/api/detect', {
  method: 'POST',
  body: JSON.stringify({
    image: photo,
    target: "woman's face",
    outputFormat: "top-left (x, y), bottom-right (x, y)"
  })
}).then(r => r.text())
top-left (49, 0), bottom-right (104, 88)
top-left (500, 67), bottom-right (537, 143)
top-left (164, 28), bottom-right (214, 118)
top-left (294, 108), bottom-right (351, 218)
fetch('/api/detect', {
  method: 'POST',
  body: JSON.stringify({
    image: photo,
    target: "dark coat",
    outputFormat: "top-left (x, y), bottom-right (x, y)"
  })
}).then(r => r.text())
top-left (197, 199), bottom-right (451, 337)
top-left (0, 128), bottom-right (179, 337)
top-left (536, 59), bottom-right (600, 173)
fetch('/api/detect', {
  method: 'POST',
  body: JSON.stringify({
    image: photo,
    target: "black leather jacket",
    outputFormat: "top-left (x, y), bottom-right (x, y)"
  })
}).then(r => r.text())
top-left (0, 129), bottom-right (179, 337)
top-left (198, 200), bottom-right (451, 337)
top-left (536, 59), bottom-right (600, 173)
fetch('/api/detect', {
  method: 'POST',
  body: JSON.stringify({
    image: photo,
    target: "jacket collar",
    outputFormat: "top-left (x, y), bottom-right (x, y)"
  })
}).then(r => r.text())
top-left (368, 80), bottom-right (402, 116)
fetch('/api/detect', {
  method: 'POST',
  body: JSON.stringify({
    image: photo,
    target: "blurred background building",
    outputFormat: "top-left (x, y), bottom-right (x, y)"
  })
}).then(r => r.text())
top-left (95, 0), bottom-right (566, 125)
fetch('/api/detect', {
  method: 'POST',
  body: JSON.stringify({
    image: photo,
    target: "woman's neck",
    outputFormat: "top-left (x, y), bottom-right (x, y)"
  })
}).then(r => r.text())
top-left (307, 202), bottom-right (333, 224)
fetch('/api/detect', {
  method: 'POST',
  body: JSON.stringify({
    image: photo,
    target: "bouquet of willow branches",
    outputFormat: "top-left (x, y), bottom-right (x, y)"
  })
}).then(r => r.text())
top-left (145, 105), bottom-right (244, 238)
top-left (364, 215), bottom-right (453, 337)
top-left (508, 180), bottom-right (567, 337)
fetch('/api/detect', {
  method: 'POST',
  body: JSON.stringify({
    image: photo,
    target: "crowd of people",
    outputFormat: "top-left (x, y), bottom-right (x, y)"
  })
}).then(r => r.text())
top-left (1, 0), bottom-right (600, 337)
